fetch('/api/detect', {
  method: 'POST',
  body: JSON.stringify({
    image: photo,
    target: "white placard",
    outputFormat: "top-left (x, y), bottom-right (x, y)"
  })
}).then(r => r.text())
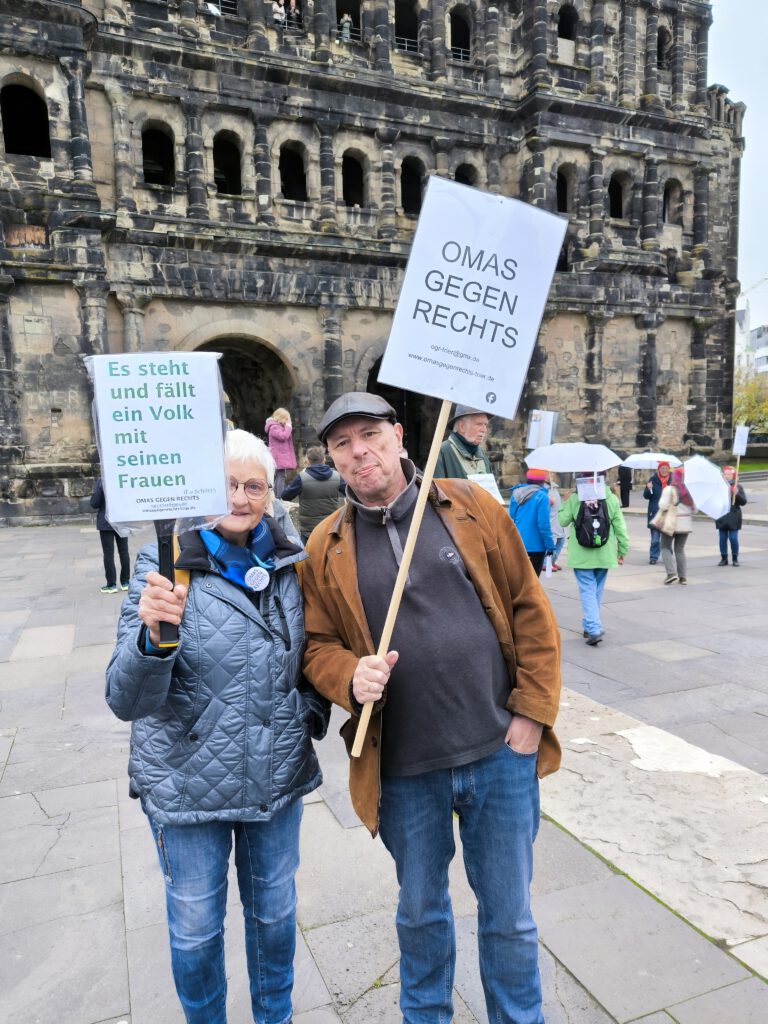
top-left (733, 425), bottom-right (750, 457)
top-left (467, 472), bottom-right (505, 504)
top-left (526, 409), bottom-right (558, 449)
top-left (90, 352), bottom-right (228, 523)
top-left (576, 476), bottom-right (607, 502)
top-left (378, 177), bottom-right (567, 420)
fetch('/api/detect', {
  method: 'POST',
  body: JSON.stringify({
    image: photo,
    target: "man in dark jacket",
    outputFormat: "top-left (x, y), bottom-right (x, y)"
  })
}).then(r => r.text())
top-left (434, 404), bottom-right (494, 480)
top-left (301, 391), bottom-right (561, 1024)
top-left (282, 445), bottom-right (345, 542)
top-left (90, 476), bottom-right (130, 594)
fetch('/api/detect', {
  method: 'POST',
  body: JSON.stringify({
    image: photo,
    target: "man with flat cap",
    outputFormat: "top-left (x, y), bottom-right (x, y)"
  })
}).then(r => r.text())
top-left (434, 404), bottom-right (494, 480)
top-left (300, 391), bottom-right (561, 1024)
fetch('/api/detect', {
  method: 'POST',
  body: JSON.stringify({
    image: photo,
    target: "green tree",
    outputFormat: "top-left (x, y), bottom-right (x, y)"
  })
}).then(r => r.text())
top-left (733, 369), bottom-right (768, 433)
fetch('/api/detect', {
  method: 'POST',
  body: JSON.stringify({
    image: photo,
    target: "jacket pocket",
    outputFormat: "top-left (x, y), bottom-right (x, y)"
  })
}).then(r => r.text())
top-left (163, 696), bottom-right (226, 769)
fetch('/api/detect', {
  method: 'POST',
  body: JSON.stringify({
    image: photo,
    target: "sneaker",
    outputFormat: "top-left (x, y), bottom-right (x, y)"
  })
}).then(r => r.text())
top-left (551, 563), bottom-right (562, 572)
top-left (585, 632), bottom-right (604, 646)
top-left (664, 574), bottom-right (678, 585)
top-left (120, 583), bottom-right (129, 591)
top-left (718, 558), bottom-right (728, 566)
top-left (678, 577), bottom-right (687, 585)
top-left (649, 559), bottom-right (658, 565)
top-left (732, 559), bottom-right (739, 566)
top-left (100, 585), bottom-right (118, 595)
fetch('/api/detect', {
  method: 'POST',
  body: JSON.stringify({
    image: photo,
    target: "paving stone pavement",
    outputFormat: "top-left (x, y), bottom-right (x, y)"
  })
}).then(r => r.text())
top-left (0, 505), bottom-right (766, 1024)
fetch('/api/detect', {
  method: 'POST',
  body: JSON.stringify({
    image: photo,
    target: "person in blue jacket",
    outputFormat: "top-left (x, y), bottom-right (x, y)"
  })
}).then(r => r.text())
top-left (105, 430), bottom-right (329, 1024)
top-left (642, 460), bottom-right (671, 564)
top-left (508, 468), bottom-right (555, 576)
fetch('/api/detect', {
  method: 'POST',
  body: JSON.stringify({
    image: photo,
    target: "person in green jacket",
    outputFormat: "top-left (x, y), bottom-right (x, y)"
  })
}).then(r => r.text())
top-left (434, 405), bottom-right (494, 480)
top-left (558, 471), bottom-right (629, 646)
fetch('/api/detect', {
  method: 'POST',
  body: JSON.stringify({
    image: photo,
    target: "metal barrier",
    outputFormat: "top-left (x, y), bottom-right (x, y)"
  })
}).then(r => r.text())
top-left (451, 46), bottom-right (471, 63)
top-left (394, 36), bottom-right (418, 54)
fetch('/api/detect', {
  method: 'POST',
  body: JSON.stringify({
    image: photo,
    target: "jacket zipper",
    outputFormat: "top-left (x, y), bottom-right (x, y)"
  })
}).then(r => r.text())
top-left (273, 595), bottom-right (292, 651)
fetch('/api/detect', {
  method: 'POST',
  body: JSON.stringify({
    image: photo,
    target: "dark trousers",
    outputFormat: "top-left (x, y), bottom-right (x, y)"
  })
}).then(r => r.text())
top-left (100, 530), bottom-right (130, 587)
top-left (527, 551), bottom-right (545, 577)
top-left (620, 484), bottom-right (631, 507)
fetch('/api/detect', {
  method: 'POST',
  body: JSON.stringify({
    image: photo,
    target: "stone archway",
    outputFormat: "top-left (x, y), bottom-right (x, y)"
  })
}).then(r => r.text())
top-left (366, 357), bottom-right (443, 469)
top-left (197, 337), bottom-right (295, 438)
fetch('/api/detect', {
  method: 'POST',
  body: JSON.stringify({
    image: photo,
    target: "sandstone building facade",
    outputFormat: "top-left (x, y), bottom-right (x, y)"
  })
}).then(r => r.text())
top-left (0, 0), bottom-right (744, 518)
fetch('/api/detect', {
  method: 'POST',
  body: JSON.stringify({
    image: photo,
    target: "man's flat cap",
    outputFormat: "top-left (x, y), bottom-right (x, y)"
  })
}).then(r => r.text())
top-left (318, 392), bottom-right (397, 443)
top-left (449, 404), bottom-right (491, 427)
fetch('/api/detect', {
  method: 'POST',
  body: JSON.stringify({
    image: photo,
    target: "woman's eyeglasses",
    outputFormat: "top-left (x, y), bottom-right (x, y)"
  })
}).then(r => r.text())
top-left (228, 478), bottom-right (271, 500)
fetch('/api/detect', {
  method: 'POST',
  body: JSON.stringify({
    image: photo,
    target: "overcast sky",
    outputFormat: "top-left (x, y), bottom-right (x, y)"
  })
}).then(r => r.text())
top-left (708, 0), bottom-right (768, 330)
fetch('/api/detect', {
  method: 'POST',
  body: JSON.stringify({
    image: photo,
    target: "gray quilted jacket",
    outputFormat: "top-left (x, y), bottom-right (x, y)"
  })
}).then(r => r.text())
top-left (105, 511), bottom-right (329, 825)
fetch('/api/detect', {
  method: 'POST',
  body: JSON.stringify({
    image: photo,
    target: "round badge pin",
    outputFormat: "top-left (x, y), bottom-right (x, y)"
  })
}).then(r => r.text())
top-left (244, 566), bottom-right (270, 592)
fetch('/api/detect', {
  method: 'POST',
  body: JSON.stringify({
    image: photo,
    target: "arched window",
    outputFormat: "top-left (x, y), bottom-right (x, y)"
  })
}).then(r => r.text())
top-left (279, 143), bottom-right (308, 201)
top-left (454, 163), bottom-right (478, 186)
top-left (213, 132), bottom-right (242, 195)
top-left (394, 0), bottom-right (419, 52)
top-left (662, 179), bottom-right (683, 225)
top-left (450, 8), bottom-right (471, 62)
top-left (1, 83), bottom-right (51, 158)
top-left (556, 165), bottom-right (575, 214)
top-left (557, 4), bottom-right (578, 41)
top-left (342, 152), bottom-right (365, 207)
top-left (608, 172), bottom-right (630, 219)
top-left (400, 156), bottom-right (424, 214)
top-left (142, 125), bottom-right (175, 186)
top-left (657, 26), bottom-right (673, 71)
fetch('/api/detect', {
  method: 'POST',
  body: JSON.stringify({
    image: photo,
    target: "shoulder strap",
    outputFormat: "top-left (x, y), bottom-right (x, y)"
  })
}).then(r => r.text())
top-left (173, 535), bottom-right (191, 589)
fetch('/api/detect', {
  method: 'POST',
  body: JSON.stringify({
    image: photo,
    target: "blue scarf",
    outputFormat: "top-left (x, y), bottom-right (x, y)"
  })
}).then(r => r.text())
top-left (201, 521), bottom-right (276, 590)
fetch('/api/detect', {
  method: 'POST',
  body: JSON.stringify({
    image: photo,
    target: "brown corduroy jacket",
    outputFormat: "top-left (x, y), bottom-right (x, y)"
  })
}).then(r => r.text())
top-left (299, 478), bottom-right (562, 836)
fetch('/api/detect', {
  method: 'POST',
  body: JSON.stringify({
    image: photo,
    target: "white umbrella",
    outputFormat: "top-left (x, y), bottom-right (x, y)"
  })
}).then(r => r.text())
top-left (524, 442), bottom-right (622, 473)
top-left (682, 455), bottom-right (730, 520)
top-left (622, 451), bottom-right (682, 470)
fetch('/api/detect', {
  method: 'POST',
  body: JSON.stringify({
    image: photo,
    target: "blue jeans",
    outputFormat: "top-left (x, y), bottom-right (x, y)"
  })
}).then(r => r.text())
top-left (573, 567), bottom-right (608, 636)
top-left (648, 527), bottom-right (661, 562)
top-left (552, 535), bottom-right (565, 564)
top-left (379, 745), bottom-right (542, 1024)
top-left (148, 799), bottom-right (302, 1024)
top-left (718, 528), bottom-right (739, 560)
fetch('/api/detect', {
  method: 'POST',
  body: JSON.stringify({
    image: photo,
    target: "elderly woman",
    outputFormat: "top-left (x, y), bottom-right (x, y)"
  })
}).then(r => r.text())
top-left (105, 429), bottom-right (328, 1024)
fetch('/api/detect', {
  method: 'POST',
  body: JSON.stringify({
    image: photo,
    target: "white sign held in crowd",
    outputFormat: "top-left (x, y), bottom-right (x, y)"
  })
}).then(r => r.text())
top-left (526, 409), bottom-right (559, 450)
top-left (733, 425), bottom-right (750, 457)
top-left (378, 177), bottom-right (567, 418)
top-left (89, 352), bottom-right (228, 524)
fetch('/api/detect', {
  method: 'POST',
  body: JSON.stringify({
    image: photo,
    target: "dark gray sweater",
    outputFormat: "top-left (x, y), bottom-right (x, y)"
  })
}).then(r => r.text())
top-left (349, 464), bottom-right (511, 777)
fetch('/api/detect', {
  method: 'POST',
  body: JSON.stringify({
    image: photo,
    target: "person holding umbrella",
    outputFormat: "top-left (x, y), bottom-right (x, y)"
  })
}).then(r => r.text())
top-left (715, 465), bottom-right (747, 566)
top-left (558, 470), bottom-right (629, 645)
top-left (643, 461), bottom-right (672, 565)
top-left (656, 466), bottom-right (696, 584)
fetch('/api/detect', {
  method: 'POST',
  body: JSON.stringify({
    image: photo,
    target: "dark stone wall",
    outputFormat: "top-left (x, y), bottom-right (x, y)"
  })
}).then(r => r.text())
top-left (0, 0), bottom-right (744, 519)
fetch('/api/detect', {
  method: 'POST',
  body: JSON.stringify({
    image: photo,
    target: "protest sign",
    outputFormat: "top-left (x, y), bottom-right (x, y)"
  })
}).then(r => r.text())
top-left (378, 176), bottom-right (567, 417)
top-left (350, 179), bottom-right (566, 758)
top-left (89, 352), bottom-right (228, 525)
top-left (526, 409), bottom-right (558, 450)
top-left (733, 425), bottom-right (750, 457)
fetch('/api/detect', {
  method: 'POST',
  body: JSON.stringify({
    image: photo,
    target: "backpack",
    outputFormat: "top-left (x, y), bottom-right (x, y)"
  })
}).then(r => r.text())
top-left (574, 500), bottom-right (610, 548)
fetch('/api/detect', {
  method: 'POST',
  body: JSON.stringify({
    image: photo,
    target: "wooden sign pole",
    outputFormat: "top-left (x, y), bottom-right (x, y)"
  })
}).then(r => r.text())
top-left (732, 453), bottom-right (741, 506)
top-left (350, 398), bottom-right (453, 758)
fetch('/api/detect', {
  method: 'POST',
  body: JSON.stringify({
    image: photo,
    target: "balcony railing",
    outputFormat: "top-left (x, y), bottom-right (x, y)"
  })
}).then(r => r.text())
top-left (336, 25), bottom-right (362, 43)
top-left (451, 46), bottom-right (471, 63)
top-left (394, 36), bottom-right (418, 54)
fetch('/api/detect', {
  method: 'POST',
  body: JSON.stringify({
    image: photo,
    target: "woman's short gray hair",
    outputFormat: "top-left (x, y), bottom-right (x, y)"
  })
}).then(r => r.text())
top-left (224, 429), bottom-right (275, 487)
